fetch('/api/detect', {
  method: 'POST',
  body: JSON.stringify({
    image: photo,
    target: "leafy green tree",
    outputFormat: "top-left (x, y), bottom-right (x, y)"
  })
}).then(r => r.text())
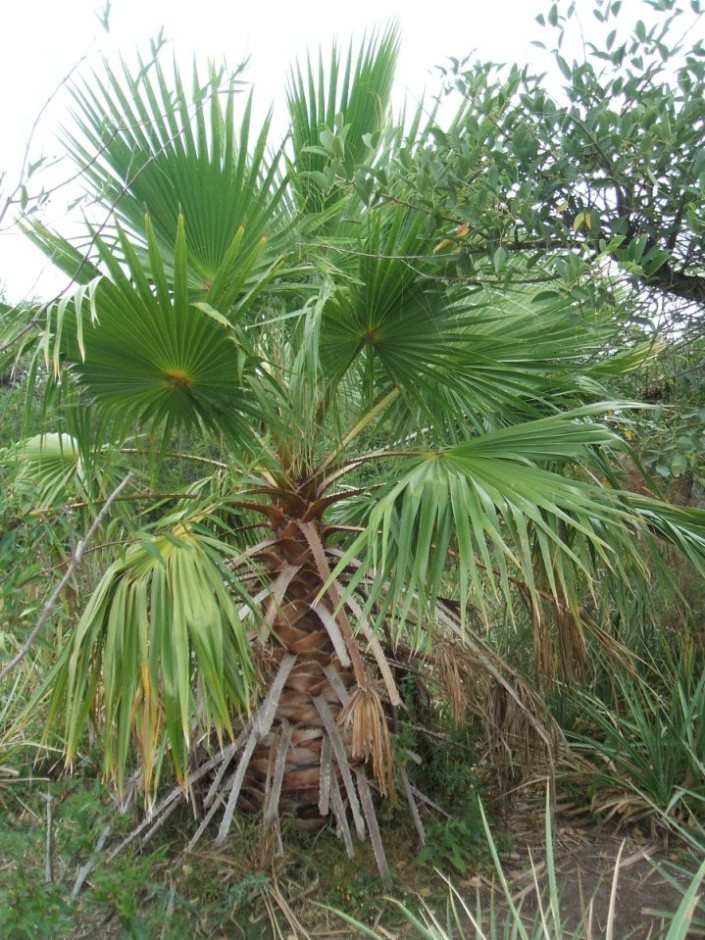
top-left (379, 0), bottom-right (705, 333)
top-left (5, 29), bottom-right (705, 874)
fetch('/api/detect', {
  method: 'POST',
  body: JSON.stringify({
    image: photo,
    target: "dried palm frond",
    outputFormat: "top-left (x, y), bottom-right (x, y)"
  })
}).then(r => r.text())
top-left (338, 685), bottom-right (394, 797)
top-left (251, 639), bottom-right (280, 686)
top-left (508, 575), bottom-right (639, 685)
top-left (430, 638), bottom-right (488, 726)
top-left (484, 669), bottom-right (563, 793)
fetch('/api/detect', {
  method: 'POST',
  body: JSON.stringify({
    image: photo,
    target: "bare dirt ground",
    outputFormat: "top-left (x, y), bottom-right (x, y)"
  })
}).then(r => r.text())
top-left (458, 798), bottom-right (701, 939)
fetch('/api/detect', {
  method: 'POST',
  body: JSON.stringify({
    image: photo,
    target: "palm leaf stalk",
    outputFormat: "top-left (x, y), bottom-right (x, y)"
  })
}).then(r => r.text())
top-left (6, 30), bottom-right (705, 879)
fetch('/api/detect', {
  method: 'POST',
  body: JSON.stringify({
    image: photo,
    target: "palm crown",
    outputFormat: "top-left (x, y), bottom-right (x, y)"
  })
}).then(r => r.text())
top-left (11, 28), bottom-right (705, 876)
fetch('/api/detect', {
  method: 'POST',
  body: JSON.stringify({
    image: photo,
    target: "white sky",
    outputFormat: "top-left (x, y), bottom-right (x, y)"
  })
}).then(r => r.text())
top-left (0, 0), bottom-right (555, 303)
top-left (0, 0), bottom-right (672, 303)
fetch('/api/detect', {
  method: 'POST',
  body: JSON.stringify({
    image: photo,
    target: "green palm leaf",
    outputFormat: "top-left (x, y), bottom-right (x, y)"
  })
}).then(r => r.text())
top-left (17, 426), bottom-right (135, 515)
top-left (624, 493), bottom-right (705, 571)
top-left (49, 521), bottom-right (255, 794)
top-left (61, 216), bottom-right (267, 438)
top-left (60, 55), bottom-right (287, 288)
top-left (286, 24), bottom-right (399, 215)
top-left (335, 407), bottom-right (646, 629)
top-left (317, 208), bottom-right (634, 432)
top-left (19, 222), bottom-right (101, 287)
top-left (18, 433), bottom-right (85, 508)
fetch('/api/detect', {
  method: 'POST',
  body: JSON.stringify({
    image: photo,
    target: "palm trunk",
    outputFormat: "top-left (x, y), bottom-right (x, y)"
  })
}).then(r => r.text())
top-left (226, 487), bottom-right (368, 826)
top-left (243, 528), bottom-right (358, 828)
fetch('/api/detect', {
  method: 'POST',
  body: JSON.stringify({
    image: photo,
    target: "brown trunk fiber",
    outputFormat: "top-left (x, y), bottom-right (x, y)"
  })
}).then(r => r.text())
top-left (242, 515), bottom-right (357, 829)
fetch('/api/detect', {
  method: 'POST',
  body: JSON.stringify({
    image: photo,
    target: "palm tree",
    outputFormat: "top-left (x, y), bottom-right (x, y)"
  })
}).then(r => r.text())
top-left (10, 29), bottom-right (705, 877)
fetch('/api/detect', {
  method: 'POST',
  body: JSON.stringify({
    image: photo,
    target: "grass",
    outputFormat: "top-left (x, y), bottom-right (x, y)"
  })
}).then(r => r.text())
top-left (561, 636), bottom-right (705, 852)
top-left (2, 731), bottom-right (704, 939)
top-left (330, 792), bottom-right (705, 940)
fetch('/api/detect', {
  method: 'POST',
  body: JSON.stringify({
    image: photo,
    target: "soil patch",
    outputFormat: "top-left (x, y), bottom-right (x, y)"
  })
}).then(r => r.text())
top-left (456, 798), bottom-right (699, 938)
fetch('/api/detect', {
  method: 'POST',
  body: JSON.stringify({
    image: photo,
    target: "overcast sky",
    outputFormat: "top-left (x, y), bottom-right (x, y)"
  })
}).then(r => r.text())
top-left (1, 0), bottom-right (561, 301)
top-left (0, 0), bottom-right (598, 302)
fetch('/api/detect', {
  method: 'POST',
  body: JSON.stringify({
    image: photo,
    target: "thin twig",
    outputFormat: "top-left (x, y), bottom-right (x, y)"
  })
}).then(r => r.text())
top-left (0, 472), bottom-right (133, 684)
top-left (44, 790), bottom-right (54, 884)
top-left (0, 55), bottom-right (88, 231)
top-left (71, 824), bottom-right (111, 898)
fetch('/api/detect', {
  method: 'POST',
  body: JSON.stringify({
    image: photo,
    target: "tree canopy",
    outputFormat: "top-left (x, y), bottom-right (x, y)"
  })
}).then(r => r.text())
top-left (365, 0), bottom-right (705, 336)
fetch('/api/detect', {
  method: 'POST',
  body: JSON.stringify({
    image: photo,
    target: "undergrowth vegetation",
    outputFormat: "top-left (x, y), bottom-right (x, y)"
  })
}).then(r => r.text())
top-left (2, 583), bottom-right (704, 937)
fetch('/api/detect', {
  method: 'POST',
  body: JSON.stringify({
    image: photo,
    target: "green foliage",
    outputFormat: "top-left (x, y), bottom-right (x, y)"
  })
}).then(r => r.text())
top-left (31, 54), bottom-right (284, 286)
top-left (0, 878), bottom-right (72, 939)
top-left (627, 347), bottom-right (705, 491)
top-left (0, 446), bottom-right (67, 673)
top-left (0, 773), bottom-right (190, 940)
top-left (48, 516), bottom-right (256, 794)
top-left (3, 3), bottom-right (705, 882)
top-left (380, 0), bottom-right (705, 329)
top-left (416, 806), bottom-right (487, 873)
top-left (399, 713), bottom-right (487, 873)
top-left (1, 9), bottom-right (705, 939)
top-left (564, 634), bottom-right (705, 849)
top-left (287, 24), bottom-right (400, 216)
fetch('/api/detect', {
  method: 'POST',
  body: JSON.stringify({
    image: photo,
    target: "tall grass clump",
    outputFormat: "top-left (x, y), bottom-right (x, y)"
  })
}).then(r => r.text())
top-left (563, 633), bottom-right (705, 852)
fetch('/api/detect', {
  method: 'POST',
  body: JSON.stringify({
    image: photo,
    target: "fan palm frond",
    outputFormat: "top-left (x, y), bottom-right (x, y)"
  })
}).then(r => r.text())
top-left (286, 24), bottom-right (400, 215)
top-left (57, 215), bottom-right (272, 440)
top-left (48, 520), bottom-right (255, 795)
